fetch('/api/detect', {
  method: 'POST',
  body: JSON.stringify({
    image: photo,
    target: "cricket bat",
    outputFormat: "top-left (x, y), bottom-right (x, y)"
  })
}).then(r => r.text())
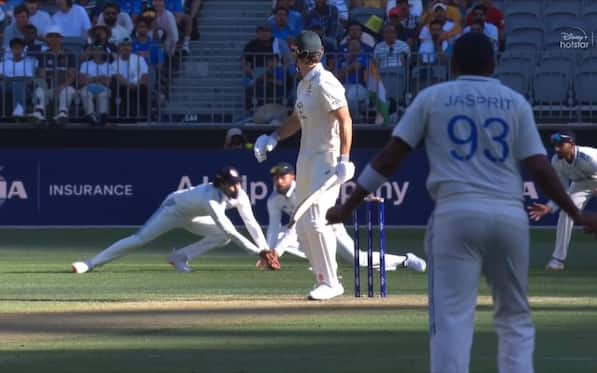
top-left (287, 174), bottom-right (339, 229)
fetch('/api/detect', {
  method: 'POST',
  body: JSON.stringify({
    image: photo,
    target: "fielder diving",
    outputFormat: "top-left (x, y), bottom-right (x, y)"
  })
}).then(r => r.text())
top-left (261, 161), bottom-right (426, 272)
top-left (71, 166), bottom-right (269, 273)
top-left (527, 130), bottom-right (597, 271)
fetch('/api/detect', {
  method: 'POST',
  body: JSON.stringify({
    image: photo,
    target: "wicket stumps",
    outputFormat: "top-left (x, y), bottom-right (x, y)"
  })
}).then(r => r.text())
top-left (352, 196), bottom-right (386, 298)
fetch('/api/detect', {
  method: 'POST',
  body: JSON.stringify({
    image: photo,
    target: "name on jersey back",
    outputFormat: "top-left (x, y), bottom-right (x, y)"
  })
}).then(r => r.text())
top-left (445, 94), bottom-right (514, 110)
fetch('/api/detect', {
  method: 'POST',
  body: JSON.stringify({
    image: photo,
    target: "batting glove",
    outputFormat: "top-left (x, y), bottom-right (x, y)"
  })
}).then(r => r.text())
top-left (254, 133), bottom-right (279, 163)
top-left (335, 156), bottom-right (355, 184)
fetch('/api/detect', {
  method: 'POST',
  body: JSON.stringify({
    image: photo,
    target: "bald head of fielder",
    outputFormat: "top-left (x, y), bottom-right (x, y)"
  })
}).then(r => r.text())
top-left (253, 31), bottom-right (354, 300)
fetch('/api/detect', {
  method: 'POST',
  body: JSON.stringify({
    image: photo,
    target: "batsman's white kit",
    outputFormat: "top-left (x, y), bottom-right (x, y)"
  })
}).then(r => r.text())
top-left (89, 184), bottom-right (268, 268)
top-left (294, 63), bottom-right (346, 287)
top-left (546, 146), bottom-right (597, 261)
top-left (267, 180), bottom-right (402, 266)
top-left (393, 75), bottom-right (546, 373)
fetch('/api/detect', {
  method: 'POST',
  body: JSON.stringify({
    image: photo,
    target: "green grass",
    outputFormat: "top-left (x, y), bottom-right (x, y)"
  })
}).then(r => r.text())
top-left (0, 228), bottom-right (596, 372)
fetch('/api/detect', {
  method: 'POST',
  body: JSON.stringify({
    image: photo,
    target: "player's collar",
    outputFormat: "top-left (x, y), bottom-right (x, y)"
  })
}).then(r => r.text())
top-left (456, 75), bottom-right (496, 82)
top-left (303, 63), bottom-right (323, 82)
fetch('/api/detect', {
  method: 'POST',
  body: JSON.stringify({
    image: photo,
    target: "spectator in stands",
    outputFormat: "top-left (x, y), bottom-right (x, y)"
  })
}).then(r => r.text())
top-left (159, 0), bottom-right (193, 54)
top-left (272, 0), bottom-right (303, 35)
top-left (420, 0), bottom-right (461, 28)
top-left (24, 0), bottom-right (51, 39)
top-left (37, 25), bottom-right (77, 123)
top-left (329, 0), bottom-right (349, 24)
top-left (373, 24), bottom-right (410, 69)
top-left (336, 39), bottom-right (368, 121)
top-left (462, 5), bottom-right (497, 52)
top-left (418, 19), bottom-right (451, 64)
top-left (152, 0), bottom-right (178, 56)
top-left (100, 2), bottom-right (131, 44)
top-left (139, 3), bottom-right (165, 42)
top-left (83, 24), bottom-right (118, 62)
top-left (110, 37), bottom-right (149, 117)
top-left (79, 43), bottom-right (112, 125)
top-left (387, 7), bottom-right (415, 49)
top-left (268, 6), bottom-right (301, 41)
top-left (23, 24), bottom-right (46, 55)
top-left (465, 0), bottom-right (504, 50)
top-left (2, 5), bottom-right (29, 51)
top-left (0, 38), bottom-right (44, 118)
top-left (52, 0), bottom-right (92, 39)
top-left (304, 0), bottom-right (338, 40)
top-left (308, 19), bottom-right (337, 71)
top-left (419, 1), bottom-right (461, 43)
top-left (96, 1), bottom-right (135, 34)
top-left (339, 21), bottom-right (375, 53)
top-left (385, 0), bottom-right (423, 18)
top-left (253, 54), bottom-right (291, 106)
top-left (242, 25), bottom-right (274, 83)
top-left (132, 17), bottom-right (165, 66)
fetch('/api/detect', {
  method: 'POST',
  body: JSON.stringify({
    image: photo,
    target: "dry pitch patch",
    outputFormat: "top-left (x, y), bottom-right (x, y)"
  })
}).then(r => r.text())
top-left (1, 295), bottom-right (595, 345)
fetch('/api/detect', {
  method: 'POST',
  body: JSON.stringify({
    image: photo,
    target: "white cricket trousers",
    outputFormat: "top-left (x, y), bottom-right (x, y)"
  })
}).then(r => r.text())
top-left (552, 180), bottom-right (597, 261)
top-left (427, 206), bottom-right (534, 373)
top-left (295, 151), bottom-right (341, 287)
top-left (90, 195), bottom-right (230, 268)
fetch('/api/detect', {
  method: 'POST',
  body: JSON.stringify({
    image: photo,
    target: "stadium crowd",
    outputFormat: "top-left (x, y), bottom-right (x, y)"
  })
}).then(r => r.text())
top-left (0, 0), bottom-right (202, 125)
top-left (242, 0), bottom-right (506, 124)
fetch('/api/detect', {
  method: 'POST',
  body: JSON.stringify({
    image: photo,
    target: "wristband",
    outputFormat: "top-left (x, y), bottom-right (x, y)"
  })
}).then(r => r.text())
top-left (357, 164), bottom-right (387, 193)
top-left (338, 154), bottom-right (350, 162)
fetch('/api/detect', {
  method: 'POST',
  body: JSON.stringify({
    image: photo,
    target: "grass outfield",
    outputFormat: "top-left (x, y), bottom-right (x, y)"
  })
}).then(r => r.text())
top-left (0, 228), bottom-right (596, 373)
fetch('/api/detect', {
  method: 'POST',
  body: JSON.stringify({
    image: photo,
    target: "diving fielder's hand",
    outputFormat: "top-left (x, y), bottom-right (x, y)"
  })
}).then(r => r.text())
top-left (527, 203), bottom-right (551, 221)
top-left (256, 250), bottom-right (281, 271)
top-left (335, 159), bottom-right (355, 183)
top-left (254, 134), bottom-right (278, 163)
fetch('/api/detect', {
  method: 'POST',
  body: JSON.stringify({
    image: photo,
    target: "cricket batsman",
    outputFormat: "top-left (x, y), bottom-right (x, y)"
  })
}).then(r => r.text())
top-left (253, 30), bottom-right (354, 300)
top-left (326, 33), bottom-right (597, 373)
top-left (528, 130), bottom-right (597, 270)
top-left (71, 166), bottom-right (272, 273)
top-left (261, 161), bottom-right (426, 272)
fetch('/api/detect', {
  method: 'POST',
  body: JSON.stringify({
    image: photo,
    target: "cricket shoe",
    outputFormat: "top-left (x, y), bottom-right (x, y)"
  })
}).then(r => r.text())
top-left (72, 261), bottom-right (92, 274)
top-left (168, 251), bottom-right (191, 273)
top-left (545, 258), bottom-right (565, 271)
top-left (308, 283), bottom-right (344, 301)
top-left (404, 253), bottom-right (426, 272)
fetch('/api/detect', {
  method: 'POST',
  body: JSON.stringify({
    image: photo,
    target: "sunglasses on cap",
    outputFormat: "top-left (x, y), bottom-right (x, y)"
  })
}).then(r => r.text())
top-left (270, 164), bottom-right (294, 176)
top-left (550, 133), bottom-right (573, 145)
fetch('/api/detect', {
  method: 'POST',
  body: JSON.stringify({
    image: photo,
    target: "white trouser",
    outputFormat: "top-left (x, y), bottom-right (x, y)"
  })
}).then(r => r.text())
top-left (295, 151), bottom-right (341, 287)
top-left (90, 195), bottom-right (230, 268)
top-left (41, 86), bottom-right (76, 113)
top-left (274, 223), bottom-right (404, 267)
top-left (79, 86), bottom-right (110, 115)
top-left (427, 207), bottom-right (534, 373)
top-left (552, 181), bottom-right (596, 261)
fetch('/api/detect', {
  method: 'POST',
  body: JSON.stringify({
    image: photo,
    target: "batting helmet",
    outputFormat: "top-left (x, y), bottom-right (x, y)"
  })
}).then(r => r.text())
top-left (213, 166), bottom-right (242, 187)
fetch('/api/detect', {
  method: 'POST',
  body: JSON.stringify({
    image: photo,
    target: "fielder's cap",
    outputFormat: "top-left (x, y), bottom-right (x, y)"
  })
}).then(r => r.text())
top-left (270, 162), bottom-right (295, 176)
top-left (45, 25), bottom-right (63, 37)
top-left (432, 2), bottom-right (447, 11)
top-left (295, 30), bottom-right (322, 54)
top-left (214, 166), bottom-right (242, 186)
top-left (550, 131), bottom-right (575, 145)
